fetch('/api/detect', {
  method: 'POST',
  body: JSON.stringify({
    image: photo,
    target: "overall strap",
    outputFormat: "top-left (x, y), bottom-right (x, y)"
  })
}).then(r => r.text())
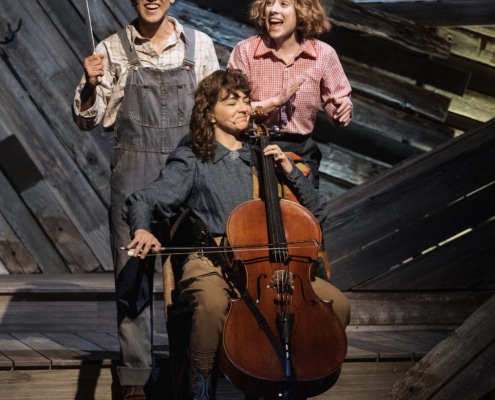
top-left (117, 28), bottom-right (141, 70)
top-left (182, 26), bottom-right (196, 70)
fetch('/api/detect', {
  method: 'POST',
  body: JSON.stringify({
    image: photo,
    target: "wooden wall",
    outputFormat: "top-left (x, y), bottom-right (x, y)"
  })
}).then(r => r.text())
top-left (0, 0), bottom-right (494, 288)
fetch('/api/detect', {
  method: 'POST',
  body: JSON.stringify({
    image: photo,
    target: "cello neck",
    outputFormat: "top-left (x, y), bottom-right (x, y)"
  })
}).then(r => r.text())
top-left (258, 128), bottom-right (289, 264)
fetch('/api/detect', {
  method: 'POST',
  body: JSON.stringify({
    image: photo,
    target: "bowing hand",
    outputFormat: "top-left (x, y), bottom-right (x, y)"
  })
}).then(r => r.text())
top-left (126, 229), bottom-right (161, 259)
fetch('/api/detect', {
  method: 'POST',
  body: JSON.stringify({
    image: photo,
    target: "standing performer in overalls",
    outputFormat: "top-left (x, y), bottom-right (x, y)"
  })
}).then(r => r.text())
top-left (72, 1), bottom-right (219, 399)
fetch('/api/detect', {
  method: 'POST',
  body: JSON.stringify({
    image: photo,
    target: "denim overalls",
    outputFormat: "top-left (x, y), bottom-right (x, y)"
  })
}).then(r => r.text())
top-left (110, 27), bottom-right (196, 387)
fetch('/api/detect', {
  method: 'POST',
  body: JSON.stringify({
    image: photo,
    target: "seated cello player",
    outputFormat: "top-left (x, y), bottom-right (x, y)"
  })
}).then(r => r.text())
top-left (122, 68), bottom-right (350, 400)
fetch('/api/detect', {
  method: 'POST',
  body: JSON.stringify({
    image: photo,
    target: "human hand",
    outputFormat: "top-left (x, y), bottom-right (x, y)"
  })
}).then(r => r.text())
top-left (264, 144), bottom-right (293, 173)
top-left (275, 77), bottom-right (305, 107)
top-left (334, 97), bottom-right (353, 126)
top-left (83, 53), bottom-right (104, 86)
top-left (125, 229), bottom-right (162, 259)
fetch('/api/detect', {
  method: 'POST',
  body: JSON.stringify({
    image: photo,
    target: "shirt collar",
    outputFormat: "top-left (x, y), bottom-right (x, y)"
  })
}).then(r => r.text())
top-left (253, 34), bottom-right (318, 60)
top-left (213, 141), bottom-right (252, 164)
top-left (128, 17), bottom-right (186, 45)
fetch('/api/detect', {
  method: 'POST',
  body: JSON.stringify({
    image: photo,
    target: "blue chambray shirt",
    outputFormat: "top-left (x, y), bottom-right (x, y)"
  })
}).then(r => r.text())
top-left (123, 141), bottom-right (327, 237)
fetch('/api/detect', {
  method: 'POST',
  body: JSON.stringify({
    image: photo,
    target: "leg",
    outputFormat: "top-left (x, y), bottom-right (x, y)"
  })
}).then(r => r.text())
top-left (111, 185), bottom-right (155, 397)
top-left (178, 253), bottom-right (232, 399)
top-left (311, 277), bottom-right (351, 328)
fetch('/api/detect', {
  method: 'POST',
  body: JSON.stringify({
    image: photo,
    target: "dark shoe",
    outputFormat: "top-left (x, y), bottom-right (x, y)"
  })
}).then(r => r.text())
top-left (122, 386), bottom-right (146, 400)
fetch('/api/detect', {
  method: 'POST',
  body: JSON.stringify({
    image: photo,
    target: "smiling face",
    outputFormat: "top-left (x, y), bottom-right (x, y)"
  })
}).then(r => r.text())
top-left (210, 90), bottom-right (251, 138)
top-left (264, 0), bottom-right (298, 47)
top-left (132, 0), bottom-right (174, 27)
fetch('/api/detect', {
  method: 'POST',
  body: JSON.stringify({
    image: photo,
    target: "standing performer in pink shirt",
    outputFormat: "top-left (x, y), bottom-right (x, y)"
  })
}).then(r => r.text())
top-left (228, 0), bottom-right (353, 189)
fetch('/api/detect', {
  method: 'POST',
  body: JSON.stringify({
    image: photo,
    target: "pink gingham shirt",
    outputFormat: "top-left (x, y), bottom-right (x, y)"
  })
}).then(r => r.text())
top-left (228, 35), bottom-right (352, 134)
top-left (73, 18), bottom-right (219, 131)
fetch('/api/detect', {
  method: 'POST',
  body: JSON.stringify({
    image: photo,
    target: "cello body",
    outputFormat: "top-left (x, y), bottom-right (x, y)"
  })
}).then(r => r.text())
top-left (219, 117), bottom-right (347, 399)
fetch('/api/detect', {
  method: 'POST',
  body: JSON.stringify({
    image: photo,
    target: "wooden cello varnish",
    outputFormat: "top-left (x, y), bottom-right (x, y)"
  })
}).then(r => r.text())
top-left (219, 108), bottom-right (347, 399)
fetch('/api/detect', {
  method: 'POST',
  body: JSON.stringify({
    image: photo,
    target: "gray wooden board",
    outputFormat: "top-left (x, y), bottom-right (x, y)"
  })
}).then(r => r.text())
top-left (356, 218), bottom-right (495, 291)
top-left (4, 0), bottom-right (113, 206)
top-left (9, 333), bottom-right (82, 367)
top-left (1, 0), bottom-right (113, 270)
top-left (345, 291), bottom-right (494, 327)
top-left (43, 332), bottom-right (115, 364)
top-left (430, 340), bottom-right (495, 400)
top-left (324, 119), bottom-right (495, 289)
top-left (346, 330), bottom-right (451, 360)
top-left (363, 1), bottom-right (495, 27)
top-left (342, 184), bottom-right (495, 291)
top-left (0, 352), bottom-right (12, 369)
top-left (0, 208), bottom-right (37, 275)
top-left (0, 368), bottom-right (114, 400)
top-left (319, 143), bottom-right (390, 187)
top-left (0, 164), bottom-right (67, 275)
top-left (0, 334), bottom-right (50, 368)
top-left (76, 332), bottom-right (120, 355)
top-left (325, 26), bottom-right (469, 96)
top-left (0, 361), bottom-right (414, 400)
top-left (342, 57), bottom-right (451, 122)
top-left (387, 294), bottom-right (495, 400)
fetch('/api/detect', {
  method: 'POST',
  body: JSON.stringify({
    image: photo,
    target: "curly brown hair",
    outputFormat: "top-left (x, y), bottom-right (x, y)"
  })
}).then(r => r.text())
top-left (249, 0), bottom-right (331, 40)
top-left (188, 69), bottom-right (252, 162)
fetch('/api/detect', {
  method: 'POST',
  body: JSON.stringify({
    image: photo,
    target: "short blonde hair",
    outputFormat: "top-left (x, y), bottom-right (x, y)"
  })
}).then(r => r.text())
top-left (249, 0), bottom-right (331, 39)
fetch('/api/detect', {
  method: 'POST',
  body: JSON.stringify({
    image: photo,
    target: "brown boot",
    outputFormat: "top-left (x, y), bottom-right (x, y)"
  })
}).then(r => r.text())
top-left (122, 386), bottom-right (146, 400)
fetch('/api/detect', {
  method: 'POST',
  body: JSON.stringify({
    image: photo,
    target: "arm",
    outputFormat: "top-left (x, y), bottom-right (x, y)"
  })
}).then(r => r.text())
top-left (72, 42), bottom-right (114, 131)
top-left (263, 144), bottom-right (327, 224)
top-left (122, 148), bottom-right (196, 255)
top-left (228, 42), bottom-right (304, 114)
top-left (320, 47), bottom-right (353, 127)
top-left (79, 53), bottom-right (105, 112)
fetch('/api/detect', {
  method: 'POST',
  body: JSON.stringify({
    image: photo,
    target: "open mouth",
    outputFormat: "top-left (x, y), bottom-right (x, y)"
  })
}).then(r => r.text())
top-left (145, 4), bottom-right (160, 11)
top-left (269, 18), bottom-right (283, 28)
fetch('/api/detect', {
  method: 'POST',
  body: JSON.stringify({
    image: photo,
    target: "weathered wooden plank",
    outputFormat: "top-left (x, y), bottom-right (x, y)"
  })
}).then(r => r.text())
top-left (0, 301), bottom-right (93, 333)
top-left (431, 340), bottom-right (495, 399)
top-left (0, 211), bottom-right (37, 275)
top-left (329, 361), bottom-right (414, 400)
top-left (325, 0), bottom-right (451, 58)
top-left (76, 332), bottom-right (120, 355)
top-left (0, 368), bottom-right (114, 400)
top-left (346, 330), bottom-right (450, 360)
top-left (188, 0), bottom-right (451, 58)
top-left (438, 53), bottom-right (495, 98)
top-left (0, 273), bottom-right (163, 294)
top-left (0, 136), bottom-right (100, 273)
top-left (2, 0), bottom-right (113, 207)
top-left (332, 181), bottom-right (495, 290)
top-left (342, 57), bottom-right (451, 122)
top-left (363, 1), bottom-right (495, 27)
top-left (438, 27), bottom-right (495, 68)
top-left (325, 26), bottom-right (470, 96)
top-left (0, 171), bottom-right (67, 274)
top-left (0, 18), bottom-right (112, 270)
top-left (43, 332), bottom-right (115, 363)
top-left (0, 351), bottom-right (12, 369)
top-left (317, 94), bottom-right (453, 153)
top-left (0, 334), bottom-right (50, 368)
top-left (356, 218), bottom-right (495, 291)
top-left (324, 119), bottom-right (495, 289)
top-left (386, 294), bottom-right (495, 400)
top-left (10, 333), bottom-right (82, 367)
top-left (319, 143), bottom-right (390, 187)
top-left (314, 113), bottom-right (424, 167)
top-left (345, 291), bottom-right (493, 327)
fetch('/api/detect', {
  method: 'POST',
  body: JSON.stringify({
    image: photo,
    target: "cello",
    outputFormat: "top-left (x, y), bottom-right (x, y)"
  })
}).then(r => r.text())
top-left (219, 108), bottom-right (347, 399)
